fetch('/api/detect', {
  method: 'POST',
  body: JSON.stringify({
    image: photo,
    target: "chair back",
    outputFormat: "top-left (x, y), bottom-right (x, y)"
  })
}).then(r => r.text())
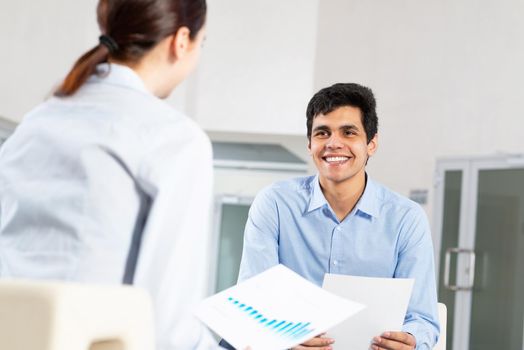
top-left (434, 302), bottom-right (447, 350)
top-left (0, 280), bottom-right (155, 350)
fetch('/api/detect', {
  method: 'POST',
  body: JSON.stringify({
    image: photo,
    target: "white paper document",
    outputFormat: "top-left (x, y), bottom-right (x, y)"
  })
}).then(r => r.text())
top-left (195, 265), bottom-right (366, 350)
top-left (322, 274), bottom-right (414, 350)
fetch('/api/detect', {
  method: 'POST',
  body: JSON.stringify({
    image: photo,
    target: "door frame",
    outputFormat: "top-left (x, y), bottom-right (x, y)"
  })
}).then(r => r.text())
top-left (434, 155), bottom-right (524, 350)
top-left (208, 194), bottom-right (253, 296)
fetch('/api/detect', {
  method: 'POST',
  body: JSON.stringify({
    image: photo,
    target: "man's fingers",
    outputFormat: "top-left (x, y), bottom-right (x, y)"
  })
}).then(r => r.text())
top-left (371, 337), bottom-right (404, 350)
top-left (371, 331), bottom-right (416, 350)
top-left (301, 337), bottom-right (334, 346)
top-left (292, 346), bottom-right (333, 350)
top-left (291, 334), bottom-right (334, 349)
top-left (381, 331), bottom-right (415, 345)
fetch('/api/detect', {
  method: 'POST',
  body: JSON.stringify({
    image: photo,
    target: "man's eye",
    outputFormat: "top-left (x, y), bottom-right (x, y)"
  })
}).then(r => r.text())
top-left (315, 131), bottom-right (328, 137)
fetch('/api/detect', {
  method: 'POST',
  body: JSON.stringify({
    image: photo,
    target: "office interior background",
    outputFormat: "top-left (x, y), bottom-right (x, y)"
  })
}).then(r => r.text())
top-left (1, 0), bottom-right (524, 349)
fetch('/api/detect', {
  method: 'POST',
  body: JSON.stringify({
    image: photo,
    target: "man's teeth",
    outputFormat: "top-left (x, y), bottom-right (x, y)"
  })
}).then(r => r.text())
top-left (325, 156), bottom-right (348, 162)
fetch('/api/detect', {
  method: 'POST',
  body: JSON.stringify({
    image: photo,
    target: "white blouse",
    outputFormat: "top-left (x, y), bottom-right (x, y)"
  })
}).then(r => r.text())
top-left (0, 64), bottom-right (219, 349)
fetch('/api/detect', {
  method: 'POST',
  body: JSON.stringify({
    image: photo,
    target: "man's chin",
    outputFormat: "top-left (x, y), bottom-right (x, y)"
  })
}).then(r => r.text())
top-left (320, 174), bottom-right (349, 184)
top-left (319, 171), bottom-right (364, 185)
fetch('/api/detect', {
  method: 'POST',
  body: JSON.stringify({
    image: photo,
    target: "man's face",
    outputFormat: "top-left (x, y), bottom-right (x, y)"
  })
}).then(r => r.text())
top-left (308, 106), bottom-right (378, 187)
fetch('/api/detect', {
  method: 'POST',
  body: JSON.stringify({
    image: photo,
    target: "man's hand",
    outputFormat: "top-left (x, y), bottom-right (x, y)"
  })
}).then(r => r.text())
top-left (292, 333), bottom-right (335, 350)
top-left (371, 331), bottom-right (416, 350)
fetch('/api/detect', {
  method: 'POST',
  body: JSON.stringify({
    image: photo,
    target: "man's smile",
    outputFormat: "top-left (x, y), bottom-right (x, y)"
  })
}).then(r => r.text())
top-left (322, 155), bottom-right (351, 165)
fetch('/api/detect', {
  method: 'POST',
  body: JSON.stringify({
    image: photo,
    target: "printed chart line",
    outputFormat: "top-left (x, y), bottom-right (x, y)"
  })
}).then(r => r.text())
top-left (227, 297), bottom-right (315, 340)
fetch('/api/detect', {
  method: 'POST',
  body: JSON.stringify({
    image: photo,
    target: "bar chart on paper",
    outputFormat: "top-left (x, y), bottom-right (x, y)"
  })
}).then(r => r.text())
top-left (226, 296), bottom-right (315, 340)
top-left (195, 265), bottom-right (366, 350)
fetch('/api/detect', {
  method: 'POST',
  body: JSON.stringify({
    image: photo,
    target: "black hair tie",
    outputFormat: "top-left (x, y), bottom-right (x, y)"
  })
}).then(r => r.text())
top-left (99, 35), bottom-right (119, 54)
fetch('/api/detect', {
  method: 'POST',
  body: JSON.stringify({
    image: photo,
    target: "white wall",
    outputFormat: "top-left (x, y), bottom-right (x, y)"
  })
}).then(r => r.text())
top-left (315, 0), bottom-right (524, 227)
top-left (185, 0), bottom-right (319, 135)
top-left (0, 0), bottom-right (191, 122)
top-left (0, 0), bottom-right (98, 121)
top-left (4, 0), bottom-right (524, 226)
top-left (1, 0), bottom-right (319, 135)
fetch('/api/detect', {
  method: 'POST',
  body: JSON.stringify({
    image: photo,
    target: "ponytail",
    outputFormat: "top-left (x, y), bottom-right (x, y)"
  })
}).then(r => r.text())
top-left (54, 44), bottom-right (109, 97)
top-left (54, 0), bottom-right (207, 97)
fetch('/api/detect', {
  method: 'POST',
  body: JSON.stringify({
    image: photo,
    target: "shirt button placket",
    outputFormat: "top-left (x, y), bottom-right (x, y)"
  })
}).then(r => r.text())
top-left (330, 224), bottom-right (343, 272)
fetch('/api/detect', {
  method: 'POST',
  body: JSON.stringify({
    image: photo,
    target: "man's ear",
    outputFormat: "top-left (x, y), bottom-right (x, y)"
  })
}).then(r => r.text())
top-left (171, 26), bottom-right (191, 59)
top-left (307, 139), bottom-right (312, 155)
top-left (367, 133), bottom-right (378, 157)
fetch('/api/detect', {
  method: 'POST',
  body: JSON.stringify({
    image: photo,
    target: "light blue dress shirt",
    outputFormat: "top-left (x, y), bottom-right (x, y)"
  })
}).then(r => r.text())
top-left (0, 64), bottom-right (219, 349)
top-left (238, 175), bottom-right (440, 349)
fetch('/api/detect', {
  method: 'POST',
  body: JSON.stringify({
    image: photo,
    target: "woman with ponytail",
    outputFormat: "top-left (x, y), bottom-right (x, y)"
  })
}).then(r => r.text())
top-left (0, 0), bottom-right (223, 348)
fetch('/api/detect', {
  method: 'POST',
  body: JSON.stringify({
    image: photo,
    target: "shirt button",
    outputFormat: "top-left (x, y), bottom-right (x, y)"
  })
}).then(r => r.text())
top-left (336, 226), bottom-right (342, 231)
top-left (333, 260), bottom-right (338, 266)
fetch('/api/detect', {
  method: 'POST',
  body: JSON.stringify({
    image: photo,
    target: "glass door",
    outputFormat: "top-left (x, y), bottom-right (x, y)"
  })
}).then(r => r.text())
top-left (467, 165), bottom-right (524, 350)
top-left (436, 168), bottom-right (463, 350)
top-left (209, 195), bottom-right (252, 294)
top-left (435, 157), bottom-right (524, 350)
top-left (435, 159), bottom-right (472, 350)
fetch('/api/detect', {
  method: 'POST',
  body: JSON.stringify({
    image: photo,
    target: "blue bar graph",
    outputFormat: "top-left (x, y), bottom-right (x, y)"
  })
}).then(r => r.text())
top-left (272, 320), bottom-right (285, 329)
top-left (226, 296), bottom-right (315, 340)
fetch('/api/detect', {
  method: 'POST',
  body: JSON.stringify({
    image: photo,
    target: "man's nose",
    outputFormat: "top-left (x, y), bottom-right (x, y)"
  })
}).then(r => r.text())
top-left (326, 134), bottom-right (343, 149)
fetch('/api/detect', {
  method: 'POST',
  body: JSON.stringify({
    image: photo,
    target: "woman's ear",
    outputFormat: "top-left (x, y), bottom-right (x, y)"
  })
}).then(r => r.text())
top-left (171, 26), bottom-right (191, 59)
top-left (96, 0), bottom-right (109, 31)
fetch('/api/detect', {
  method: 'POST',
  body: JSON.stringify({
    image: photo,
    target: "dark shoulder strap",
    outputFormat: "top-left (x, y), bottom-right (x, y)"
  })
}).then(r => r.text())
top-left (123, 194), bottom-right (151, 284)
top-left (218, 339), bottom-right (236, 349)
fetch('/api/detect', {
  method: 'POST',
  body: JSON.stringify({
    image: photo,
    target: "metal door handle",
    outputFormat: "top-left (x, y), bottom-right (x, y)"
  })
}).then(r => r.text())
top-left (444, 247), bottom-right (476, 291)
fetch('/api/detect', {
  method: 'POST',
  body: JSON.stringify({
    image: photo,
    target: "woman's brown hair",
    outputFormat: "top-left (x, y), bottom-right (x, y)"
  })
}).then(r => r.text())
top-left (55, 0), bottom-right (206, 97)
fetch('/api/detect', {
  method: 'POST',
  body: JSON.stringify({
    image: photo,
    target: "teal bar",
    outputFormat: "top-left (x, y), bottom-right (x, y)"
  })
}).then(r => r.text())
top-left (283, 322), bottom-right (301, 335)
top-left (272, 320), bottom-right (286, 329)
top-left (277, 322), bottom-right (293, 333)
top-left (294, 328), bottom-right (314, 339)
top-left (266, 320), bottom-right (277, 327)
top-left (289, 322), bottom-right (310, 336)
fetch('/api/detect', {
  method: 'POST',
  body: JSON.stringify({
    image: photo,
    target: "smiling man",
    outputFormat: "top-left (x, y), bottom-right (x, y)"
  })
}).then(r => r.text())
top-left (237, 83), bottom-right (440, 350)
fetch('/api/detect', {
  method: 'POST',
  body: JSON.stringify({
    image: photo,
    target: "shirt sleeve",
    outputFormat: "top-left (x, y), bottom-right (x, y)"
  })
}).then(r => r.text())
top-left (237, 186), bottom-right (280, 282)
top-left (132, 121), bottom-right (220, 350)
top-left (395, 205), bottom-right (440, 350)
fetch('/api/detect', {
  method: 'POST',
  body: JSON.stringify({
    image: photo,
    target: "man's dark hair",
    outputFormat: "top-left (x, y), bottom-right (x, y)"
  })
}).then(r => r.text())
top-left (306, 83), bottom-right (378, 143)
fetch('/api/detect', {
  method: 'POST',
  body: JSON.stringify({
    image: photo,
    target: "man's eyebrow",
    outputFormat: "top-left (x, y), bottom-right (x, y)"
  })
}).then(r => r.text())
top-left (313, 124), bottom-right (361, 133)
top-left (312, 125), bottom-right (330, 132)
top-left (340, 124), bottom-right (360, 131)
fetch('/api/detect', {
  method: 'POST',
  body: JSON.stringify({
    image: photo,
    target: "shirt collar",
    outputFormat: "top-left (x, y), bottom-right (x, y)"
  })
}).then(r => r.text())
top-left (87, 63), bottom-right (150, 95)
top-left (354, 176), bottom-right (379, 218)
top-left (306, 174), bottom-right (380, 218)
top-left (307, 174), bottom-right (328, 213)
